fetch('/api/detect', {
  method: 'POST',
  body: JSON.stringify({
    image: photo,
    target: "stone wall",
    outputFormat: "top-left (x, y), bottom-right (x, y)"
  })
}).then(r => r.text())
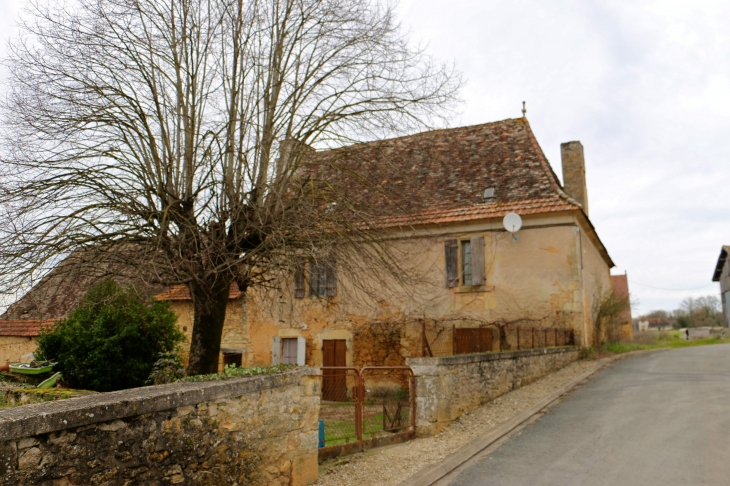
top-left (0, 368), bottom-right (320, 486)
top-left (407, 347), bottom-right (579, 436)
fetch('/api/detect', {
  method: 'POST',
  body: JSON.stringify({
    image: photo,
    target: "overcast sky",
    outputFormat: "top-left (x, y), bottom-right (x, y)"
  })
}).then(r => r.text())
top-left (1, 0), bottom-right (729, 315)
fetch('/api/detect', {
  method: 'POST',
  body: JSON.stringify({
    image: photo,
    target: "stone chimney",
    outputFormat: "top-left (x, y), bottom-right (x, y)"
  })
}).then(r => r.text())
top-left (560, 141), bottom-right (589, 216)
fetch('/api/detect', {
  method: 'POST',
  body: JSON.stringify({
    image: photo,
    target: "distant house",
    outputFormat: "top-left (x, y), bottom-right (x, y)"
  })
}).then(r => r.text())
top-left (711, 245), bottom-right (730, 327)
top-left (637, 317), bottom-right (671, 332)
top-left (610, 273), bottom-right (633, 341)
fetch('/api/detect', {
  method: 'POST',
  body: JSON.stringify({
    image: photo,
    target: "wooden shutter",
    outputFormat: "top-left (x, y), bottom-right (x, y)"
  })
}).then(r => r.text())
top-left (296, 336), bottom-right (306, 366)
top-left (271, 336), bottom-right (281, 365)
top-left (326, 255), bottom-right (337, 297)
top-left (445, 239), bottom-right (458, 288)
top-left (294, 259), bottom-right (305, 299)
top-left (471, 236), bottom-right (485, 285)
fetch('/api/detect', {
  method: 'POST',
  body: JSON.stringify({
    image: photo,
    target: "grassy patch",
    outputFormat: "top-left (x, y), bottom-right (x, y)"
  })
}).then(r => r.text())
top-left (601, 332), bottom-right (730, 355)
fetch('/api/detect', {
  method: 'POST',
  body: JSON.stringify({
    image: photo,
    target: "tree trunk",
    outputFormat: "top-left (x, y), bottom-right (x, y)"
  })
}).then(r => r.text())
top-left (187, 279), bottom-right (233, 375)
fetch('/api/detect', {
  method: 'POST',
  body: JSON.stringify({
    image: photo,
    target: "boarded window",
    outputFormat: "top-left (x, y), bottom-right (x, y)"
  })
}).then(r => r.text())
top-left (294, 259), bottom-right (305, 299)
top-left (309, 259), bottom-right (327, 297)
top-left (445, 239), bottom-right (458, 288)
top-left (461, 240), bottom-right (472, 285)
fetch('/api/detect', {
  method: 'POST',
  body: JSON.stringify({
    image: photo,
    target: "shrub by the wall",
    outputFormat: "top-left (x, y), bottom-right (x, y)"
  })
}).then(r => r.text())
top-left (36, 279), bottom-right (184, 391)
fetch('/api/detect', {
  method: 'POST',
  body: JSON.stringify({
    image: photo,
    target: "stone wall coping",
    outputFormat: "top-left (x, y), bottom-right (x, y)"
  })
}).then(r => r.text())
top-left (406, 346), bottom-right (577, 368)
top-left (0, 367), bottom-right (317, 442)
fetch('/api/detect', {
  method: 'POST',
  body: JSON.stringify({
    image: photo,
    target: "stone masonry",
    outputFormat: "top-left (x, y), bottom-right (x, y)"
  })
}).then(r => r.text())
top-left (0, 368), bottom-right (320, 485)
top-left (407, 347), bottom-right (579, 436)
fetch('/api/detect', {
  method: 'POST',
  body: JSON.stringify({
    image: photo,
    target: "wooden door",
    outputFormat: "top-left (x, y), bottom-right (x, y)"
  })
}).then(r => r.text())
top-left (322, 339), bottom-right (347, 401)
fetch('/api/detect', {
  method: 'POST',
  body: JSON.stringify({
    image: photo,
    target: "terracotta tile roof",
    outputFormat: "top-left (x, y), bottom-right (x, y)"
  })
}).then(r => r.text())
top-left (155, 283), bottom-right (243, 302)
top-left (312, 117), bottom-right (581, 228)
top-left (0, 319), bottom-right (57, 337)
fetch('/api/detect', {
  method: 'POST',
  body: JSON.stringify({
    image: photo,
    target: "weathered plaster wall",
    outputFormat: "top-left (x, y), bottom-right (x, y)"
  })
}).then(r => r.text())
top-left (0, 368), bottom-right (320, 486)
top-left (234, 212), bottom-right (608, 367)
top-left (0, 337), bottom-right (38, 365)
top-left (407, 347), bottom-right (579, 436)
top-left (163, 212), bottom-right (611, 367)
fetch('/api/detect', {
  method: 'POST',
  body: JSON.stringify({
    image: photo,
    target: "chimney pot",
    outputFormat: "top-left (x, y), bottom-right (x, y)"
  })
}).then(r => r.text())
top-left (560, 141), bottom-right (589, 216)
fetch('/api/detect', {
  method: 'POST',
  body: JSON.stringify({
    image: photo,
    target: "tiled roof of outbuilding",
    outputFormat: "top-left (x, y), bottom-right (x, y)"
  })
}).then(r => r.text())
top-left (312, 117), bottom-right (581, 227)
top-left (155, 283), bottom-right (243, 302)
top-left (0, 319), bottom-right (57, 337)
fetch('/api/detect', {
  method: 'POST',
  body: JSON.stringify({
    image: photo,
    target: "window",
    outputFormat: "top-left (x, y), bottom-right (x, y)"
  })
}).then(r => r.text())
top-left (461, 240), bottom-right (472, 285)
top-left (294, 256), bottom-right (336, 298)
top-left (309, 260), bottom-right (327, 297)
top-left (445, 236), bottom-right (485, 288)
top-left (272, 336), bottom-right (306, 365)
top-left (282, 338), bottom-right (298, 364)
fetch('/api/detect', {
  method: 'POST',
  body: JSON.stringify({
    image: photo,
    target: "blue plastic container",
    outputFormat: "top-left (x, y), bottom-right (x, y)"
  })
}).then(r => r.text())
top-left (318, 419), bottom-right (325, 448)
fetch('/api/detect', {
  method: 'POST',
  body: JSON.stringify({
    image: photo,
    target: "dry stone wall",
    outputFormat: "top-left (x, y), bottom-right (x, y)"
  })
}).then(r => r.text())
top-left (407, 347), bottom-right (578, 436)
top-left (0, 368), bottom-right (319, 486)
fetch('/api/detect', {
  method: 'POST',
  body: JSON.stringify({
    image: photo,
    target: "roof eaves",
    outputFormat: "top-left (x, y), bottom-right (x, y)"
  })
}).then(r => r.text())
top-left (712, 246), bottom-right (730, 282)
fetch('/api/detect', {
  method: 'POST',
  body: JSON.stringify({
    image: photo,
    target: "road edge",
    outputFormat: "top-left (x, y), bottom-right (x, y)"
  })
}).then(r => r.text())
top-left (398, 349), bottom-right (664, 486)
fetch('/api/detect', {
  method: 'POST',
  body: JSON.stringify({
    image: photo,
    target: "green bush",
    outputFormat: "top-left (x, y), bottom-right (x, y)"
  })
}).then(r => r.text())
top-left (36, 280), bottom-right (184, 392)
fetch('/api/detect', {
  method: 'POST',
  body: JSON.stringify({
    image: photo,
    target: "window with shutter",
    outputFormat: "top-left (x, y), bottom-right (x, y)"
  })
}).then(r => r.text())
top-left (326, 255), bottom-right (337, 297)
top-left (309, 259), bottom-right (327, 297)
top-left (445, 239), bottom-right (458, 287)
top-left (471, 236), bottom-right (486, 285)
top-left (294, 259), bottom-right (305, 298)
top-left (461, 240), bottom-right (472, 285)
top-left (282, 338), bottom-right (298, 364)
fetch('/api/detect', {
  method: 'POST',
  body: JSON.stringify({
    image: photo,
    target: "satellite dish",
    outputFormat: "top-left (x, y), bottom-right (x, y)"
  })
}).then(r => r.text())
top-left (503, 213), bottom-right (522, 233)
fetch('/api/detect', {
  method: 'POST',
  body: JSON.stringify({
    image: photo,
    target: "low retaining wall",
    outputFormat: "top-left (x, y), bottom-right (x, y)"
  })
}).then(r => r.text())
top-left (407, 347), bottom-right (578, 436)
top-left (0, 368), bottom-right (320, 486)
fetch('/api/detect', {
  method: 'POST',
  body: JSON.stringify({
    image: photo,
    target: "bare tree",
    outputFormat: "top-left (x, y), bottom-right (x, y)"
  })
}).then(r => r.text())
top-left (591, 283), bottom-right (631, 347)
top-left (0, 0), bottom-right (460, 374)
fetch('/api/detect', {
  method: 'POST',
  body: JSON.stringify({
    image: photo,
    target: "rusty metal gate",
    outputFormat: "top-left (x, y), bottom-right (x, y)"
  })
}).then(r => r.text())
top-left (318, 366), bottom-right (415, 460)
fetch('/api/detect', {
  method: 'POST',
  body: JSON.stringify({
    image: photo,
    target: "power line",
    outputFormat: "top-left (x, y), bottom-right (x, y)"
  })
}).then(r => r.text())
top-left (628, 280), bottom-right (717, 292)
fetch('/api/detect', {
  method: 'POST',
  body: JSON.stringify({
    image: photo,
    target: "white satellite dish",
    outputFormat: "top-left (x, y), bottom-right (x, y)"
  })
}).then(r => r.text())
top-left (502, 213), bottom-right (522, 233)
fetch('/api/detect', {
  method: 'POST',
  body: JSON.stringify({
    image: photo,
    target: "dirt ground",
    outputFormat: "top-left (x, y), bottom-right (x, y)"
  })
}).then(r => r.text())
top-left (315, 359), bottom-right (598, 486)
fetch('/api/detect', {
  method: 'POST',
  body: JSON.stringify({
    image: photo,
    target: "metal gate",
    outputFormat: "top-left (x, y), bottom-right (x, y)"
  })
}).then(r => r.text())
top-left (318, 366), bottom-right (415, 460)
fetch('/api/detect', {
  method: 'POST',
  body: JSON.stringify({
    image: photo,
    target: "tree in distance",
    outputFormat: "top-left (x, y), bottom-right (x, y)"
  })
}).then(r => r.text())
top-left (36, 280), bottom-right (184, 392)
top-left (0, 0), bottom-right (461, 374)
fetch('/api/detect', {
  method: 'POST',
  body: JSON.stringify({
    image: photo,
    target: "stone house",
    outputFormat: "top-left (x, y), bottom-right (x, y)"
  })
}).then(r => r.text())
top-left (712, 245), bottom-right (730, 327)
top-left (159, 117), bottom-right (616, 369)
top-left (2, 117), bottom-right (618, 371)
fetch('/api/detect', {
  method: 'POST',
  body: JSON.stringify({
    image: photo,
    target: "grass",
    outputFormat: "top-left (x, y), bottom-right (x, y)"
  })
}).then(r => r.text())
top-left (600, 331), bottom-right (730, 355)
top-left (321, 407), bottom-right (411, 447)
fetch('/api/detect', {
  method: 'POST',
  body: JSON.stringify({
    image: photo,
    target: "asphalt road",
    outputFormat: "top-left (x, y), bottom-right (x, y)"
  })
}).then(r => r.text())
top-left (447, 344), bottom-right (730, 486)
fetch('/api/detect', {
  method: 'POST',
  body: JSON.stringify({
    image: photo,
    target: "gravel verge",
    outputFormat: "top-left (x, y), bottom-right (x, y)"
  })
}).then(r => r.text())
top-left (315, 359), bottom-right (598, 486)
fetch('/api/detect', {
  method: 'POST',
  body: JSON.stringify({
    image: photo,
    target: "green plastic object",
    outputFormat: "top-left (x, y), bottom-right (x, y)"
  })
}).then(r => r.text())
top-left (9, 362), bottom-right (56, 375)
top-left (37, 372), bottom-right (62, 389)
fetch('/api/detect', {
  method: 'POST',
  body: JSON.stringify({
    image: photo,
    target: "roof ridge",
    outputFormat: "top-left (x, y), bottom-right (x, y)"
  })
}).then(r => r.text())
top-left (520, 117), bottom-right (585, 209)
top-left (318, 118), bottom-right (526, 153)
